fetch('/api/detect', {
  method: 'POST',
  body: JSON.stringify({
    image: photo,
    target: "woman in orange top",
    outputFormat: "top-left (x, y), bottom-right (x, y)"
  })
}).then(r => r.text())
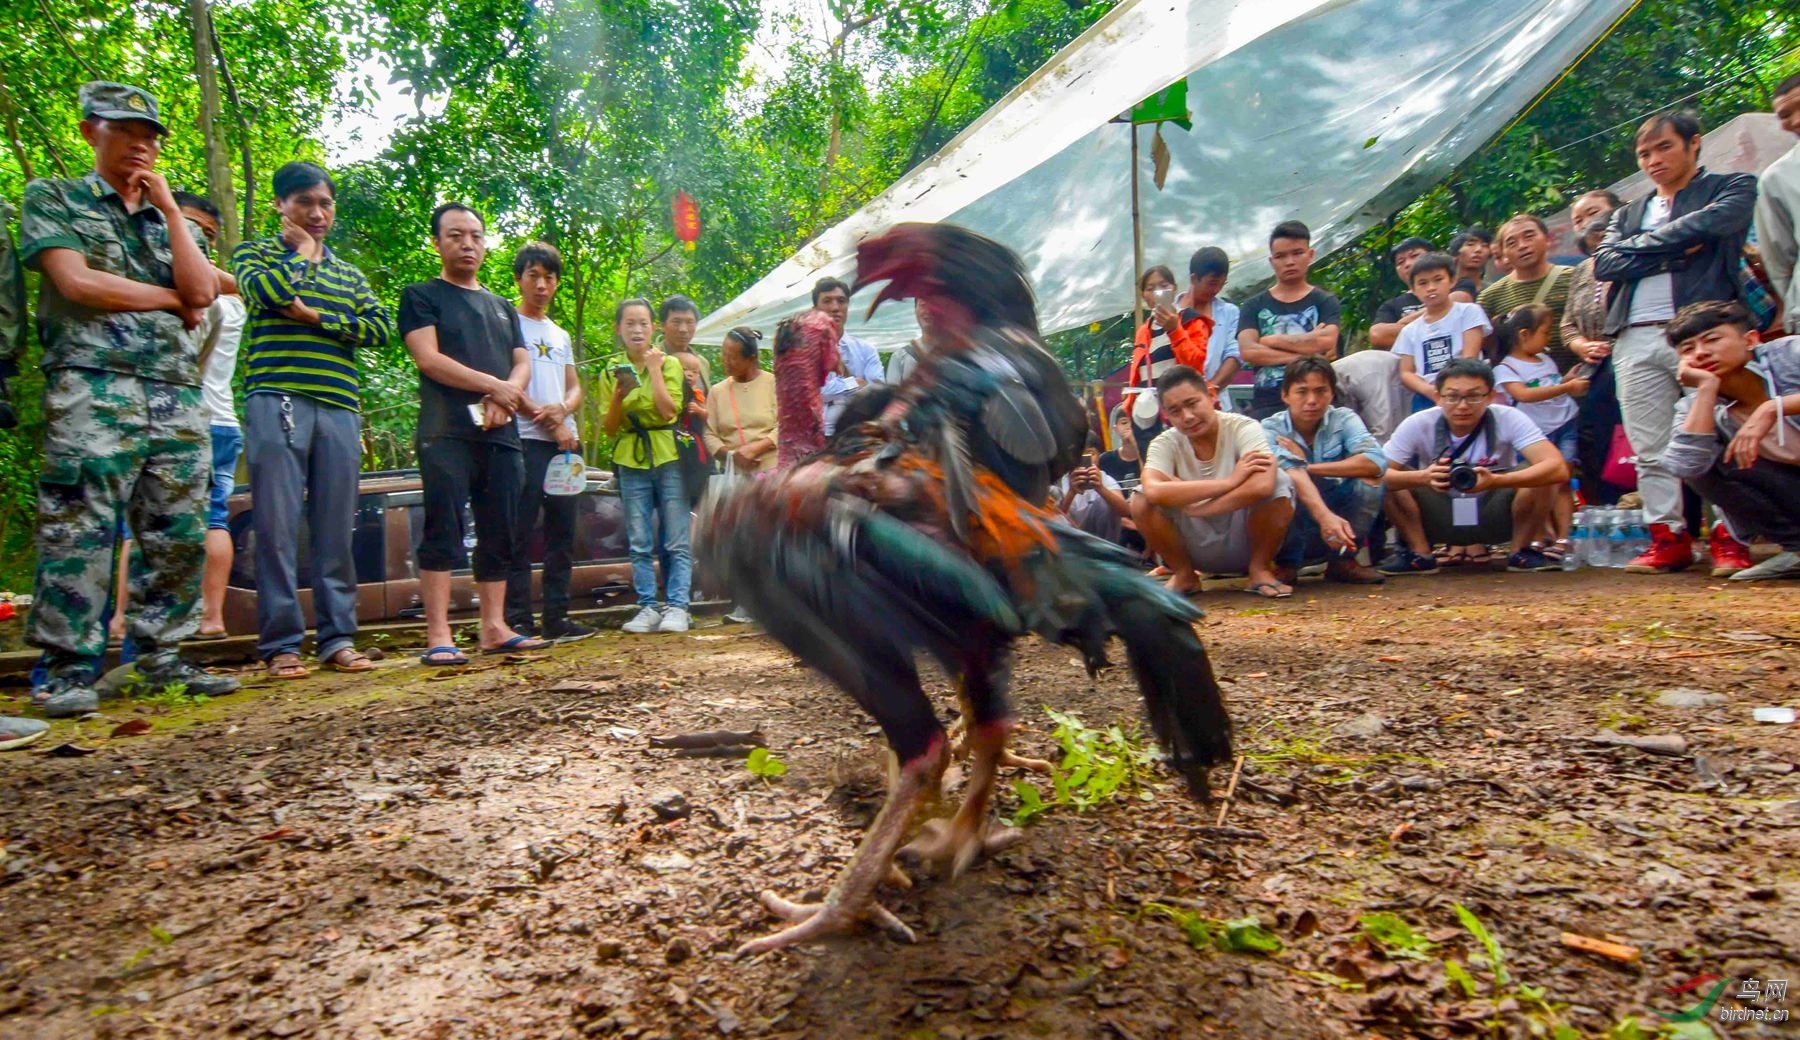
top-left (1126, 265), bottom-right (1213, 456)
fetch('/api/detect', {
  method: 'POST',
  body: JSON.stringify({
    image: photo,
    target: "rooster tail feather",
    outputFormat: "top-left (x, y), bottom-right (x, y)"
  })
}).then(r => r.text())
top-left (1047, 523), bottom-right (1231, 800)
top-left (1101, 594), bottom-right (1232, 800)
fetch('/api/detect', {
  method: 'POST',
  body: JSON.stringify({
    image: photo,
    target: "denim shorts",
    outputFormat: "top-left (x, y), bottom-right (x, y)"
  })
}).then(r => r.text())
top-left (1545, 418), bottom-right (1578, 462)
top-left (208, 424), bottom-right (244, 530)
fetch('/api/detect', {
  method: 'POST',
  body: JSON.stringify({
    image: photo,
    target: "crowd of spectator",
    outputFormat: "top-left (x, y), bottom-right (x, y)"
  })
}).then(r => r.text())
top-left (1094, 88), bottom-right (1800, 599)
top-left (2, 75), bottom-right (1799, 746)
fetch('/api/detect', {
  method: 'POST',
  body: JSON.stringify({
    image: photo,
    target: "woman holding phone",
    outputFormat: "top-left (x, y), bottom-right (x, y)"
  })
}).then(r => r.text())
top-left (600, 298), bottom-right (693, 634)
top-left (1125, 265), bottom-right (1213, 456)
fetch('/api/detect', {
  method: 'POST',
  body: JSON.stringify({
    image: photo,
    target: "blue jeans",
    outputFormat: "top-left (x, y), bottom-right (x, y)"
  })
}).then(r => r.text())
top-left (619, 462), bottom-right (691, 611)
top-left (1279, 478), bottom-right (1383, 567)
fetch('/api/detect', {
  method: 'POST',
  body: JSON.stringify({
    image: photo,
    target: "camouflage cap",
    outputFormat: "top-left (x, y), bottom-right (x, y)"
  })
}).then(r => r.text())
top-left (78, 81), bottom-right (168, 136)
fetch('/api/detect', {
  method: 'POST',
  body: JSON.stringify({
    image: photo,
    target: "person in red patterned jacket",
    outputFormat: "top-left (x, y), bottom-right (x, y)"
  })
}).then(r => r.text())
top-left (1125, 264), bottom-right (1212, 456)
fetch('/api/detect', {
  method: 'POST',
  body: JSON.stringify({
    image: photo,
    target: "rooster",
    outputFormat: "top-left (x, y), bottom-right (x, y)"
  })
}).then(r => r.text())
top-left (697, 224), bottom-right (1232, 957)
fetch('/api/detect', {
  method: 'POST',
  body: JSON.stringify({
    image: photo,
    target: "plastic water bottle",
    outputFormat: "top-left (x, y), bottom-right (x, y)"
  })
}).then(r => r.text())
top-left (1562, 510), bottom-right (1585, 571)
top-left (1581, 509), bottom-right (1607, 567)
top-left (1607, 509), bottom-right (1633, 568)
top-left (1626, 509), bottom-right (1650, 561)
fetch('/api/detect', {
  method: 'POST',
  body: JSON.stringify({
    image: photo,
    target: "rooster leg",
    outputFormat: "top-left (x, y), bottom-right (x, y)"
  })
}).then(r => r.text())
top-left (901, 718), bottom-right (1025, 878)
top-left (737, 738), bottom-right (947, 957)
top-left (949, 687), bottom-right (1049, 773)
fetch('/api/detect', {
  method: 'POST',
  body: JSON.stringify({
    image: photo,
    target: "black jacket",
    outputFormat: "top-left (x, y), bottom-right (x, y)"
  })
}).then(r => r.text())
top-left (1593, 168), bottom-right (1757, 336)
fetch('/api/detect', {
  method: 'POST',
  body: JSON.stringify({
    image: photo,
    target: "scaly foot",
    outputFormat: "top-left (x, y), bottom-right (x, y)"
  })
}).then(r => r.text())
top-left (899, 816), bottom-right (1024, 879)
top-left (735, 891), bottom-right (917, 956)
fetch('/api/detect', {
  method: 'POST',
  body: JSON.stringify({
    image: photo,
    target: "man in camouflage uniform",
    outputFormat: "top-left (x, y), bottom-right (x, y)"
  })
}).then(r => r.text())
top-left (18, 82), bottom-right (240, 717)
top-left (0, 196), bottom-right (22, 427)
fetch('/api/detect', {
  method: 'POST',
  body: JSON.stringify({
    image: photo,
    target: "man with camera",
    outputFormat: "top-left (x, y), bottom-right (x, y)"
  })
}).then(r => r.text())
top-left (1378, 358), bottom-right (1570, 574)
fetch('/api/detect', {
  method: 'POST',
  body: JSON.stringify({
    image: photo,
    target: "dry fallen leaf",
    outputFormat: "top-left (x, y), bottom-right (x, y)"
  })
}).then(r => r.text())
top-left (110, 719), bottom-right (153, 737)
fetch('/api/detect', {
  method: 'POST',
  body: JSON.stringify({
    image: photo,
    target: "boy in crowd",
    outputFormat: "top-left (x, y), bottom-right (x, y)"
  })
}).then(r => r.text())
top-left (1055, 436), bottom-right (1132, 546)
top-left (1130, 365), bottom-right (1296, 599)
top-left (812, 277), bottom-right (884, 434)
top-left (399, 203), bottom-right (549, 664)
top-left (1261, 357), bottom-right (1386, 584)
top-left (503, 242), bottom-right (595, 641)
top-left (1185, 246), bottom-right (1241, 404)
top-left (174, 191), bottom-right (246, 642)
top-left (1393, 253), bottom-right (1490, 410)
top-left (1666, 301), bottom-right (1800, 580)
top-left (1448, 227), bottom-right (1493, 302)
top-left (659, 294), bottom-right (708, 386)
top-left (1237, 221), bottom-right (1341, 420)
top-left (1378, 359), bottom-right (1570, 574)
top-left (1368, 236), bottom-right (1435, 349)
top-left (1099, 405), bottom-right (1142, 490)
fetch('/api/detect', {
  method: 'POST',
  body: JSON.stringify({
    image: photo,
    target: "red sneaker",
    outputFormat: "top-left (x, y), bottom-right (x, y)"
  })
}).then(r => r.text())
top-left (1709, 526), bottom-right (1754, 577)
top-left (1624, 523), bottom-right (1695, 573)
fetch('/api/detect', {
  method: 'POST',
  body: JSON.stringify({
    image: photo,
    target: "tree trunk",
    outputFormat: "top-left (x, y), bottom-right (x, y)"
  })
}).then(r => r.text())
top-left (187, 0), bottom-right (240, 251)
top-left (210, 17), bottom-right (256, 241)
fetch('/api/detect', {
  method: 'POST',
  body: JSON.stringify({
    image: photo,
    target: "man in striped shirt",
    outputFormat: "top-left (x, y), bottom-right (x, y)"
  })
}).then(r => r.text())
top-left (232, 161), bottom-right (391, 680)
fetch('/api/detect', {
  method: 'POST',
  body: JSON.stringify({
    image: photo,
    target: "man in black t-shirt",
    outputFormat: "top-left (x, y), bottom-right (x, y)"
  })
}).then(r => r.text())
top-left (1098, 405), bottom-right (1142, 489)
top-left (1368, 236), bottom-right (1435, 350)
top-left (1237, 220), bottom-right (1343, 420)
top-left (398, 202), bottom-right (549, 665)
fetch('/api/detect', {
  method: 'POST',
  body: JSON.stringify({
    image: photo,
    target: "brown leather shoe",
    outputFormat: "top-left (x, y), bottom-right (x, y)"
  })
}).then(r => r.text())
top-left (1325, 557), bottom-right (1385, 584)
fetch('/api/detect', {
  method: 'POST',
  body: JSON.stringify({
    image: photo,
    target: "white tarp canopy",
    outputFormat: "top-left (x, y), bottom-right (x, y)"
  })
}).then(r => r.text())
top-left (696, 0), bottom-right (1636, 349)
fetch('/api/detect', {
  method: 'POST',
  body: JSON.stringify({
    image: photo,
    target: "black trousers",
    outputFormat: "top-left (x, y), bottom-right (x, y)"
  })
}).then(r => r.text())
top-left (416, 435), bottom-right (523, 581)
top-left (1686, 457), bottom-right (1800, 551)
top-left (505, 438), bottom-right (579, 625)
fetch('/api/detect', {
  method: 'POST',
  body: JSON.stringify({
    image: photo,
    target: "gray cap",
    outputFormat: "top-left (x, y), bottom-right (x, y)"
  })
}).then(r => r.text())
top-left (78, 81), bottom-right (168, 136)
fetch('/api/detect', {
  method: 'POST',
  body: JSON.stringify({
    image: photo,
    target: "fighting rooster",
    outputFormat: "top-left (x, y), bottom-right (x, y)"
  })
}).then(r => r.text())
top-left (697, 224), bottom-right (1232, 957)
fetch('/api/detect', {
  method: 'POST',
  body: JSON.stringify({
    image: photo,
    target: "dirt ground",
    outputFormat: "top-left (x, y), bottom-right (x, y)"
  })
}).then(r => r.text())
top-left (1, 569), bottom-right (1798, 1040)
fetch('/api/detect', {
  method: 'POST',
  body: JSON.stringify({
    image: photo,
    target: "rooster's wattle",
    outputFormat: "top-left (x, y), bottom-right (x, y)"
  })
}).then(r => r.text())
top-left (697, 224), bottom-right (1233, 956)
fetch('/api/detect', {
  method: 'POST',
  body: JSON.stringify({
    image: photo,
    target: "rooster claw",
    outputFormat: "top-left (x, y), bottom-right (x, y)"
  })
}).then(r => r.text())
top-left (898, 818), bottom-right (1024, 878)
top-left (736, 890), bottom-right (915, 957)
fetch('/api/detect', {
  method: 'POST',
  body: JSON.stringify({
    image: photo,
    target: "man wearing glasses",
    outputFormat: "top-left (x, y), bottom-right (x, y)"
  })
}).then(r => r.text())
top-left (1377, 358), bottom-right (1570, 574)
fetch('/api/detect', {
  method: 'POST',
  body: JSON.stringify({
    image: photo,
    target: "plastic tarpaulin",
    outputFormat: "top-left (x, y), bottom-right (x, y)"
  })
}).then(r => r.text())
top-left (695, 0), bottom-right (1635, 348)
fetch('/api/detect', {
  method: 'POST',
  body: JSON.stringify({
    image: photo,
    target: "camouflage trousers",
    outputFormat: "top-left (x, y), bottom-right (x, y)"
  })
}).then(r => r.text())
top-left (28, 368), bottom-right (208, 673)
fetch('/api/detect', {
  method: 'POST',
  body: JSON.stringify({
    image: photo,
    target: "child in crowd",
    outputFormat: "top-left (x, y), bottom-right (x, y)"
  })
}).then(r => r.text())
top-left (1489, 304), bottom-right (1588, 559)
top-left (1393, 253), bottom-right (1491, 412)
top-left (1126, 264), bottom-right (1211, 456)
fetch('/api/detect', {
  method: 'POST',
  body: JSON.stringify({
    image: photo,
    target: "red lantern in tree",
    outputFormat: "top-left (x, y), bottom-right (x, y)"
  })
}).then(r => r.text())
top-left (673, 192), bottom-right (701, 251)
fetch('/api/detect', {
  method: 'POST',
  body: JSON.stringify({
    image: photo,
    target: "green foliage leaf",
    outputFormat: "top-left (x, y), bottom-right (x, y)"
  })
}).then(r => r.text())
top-left (1358, 912), bottom-right (1437, 959)
top-left (745, 747), bottom-right (787, 777)
top-left (1443, 959), bottom-right (1479, 998)
top-left (1452, 903), bottom-right (1510, 990)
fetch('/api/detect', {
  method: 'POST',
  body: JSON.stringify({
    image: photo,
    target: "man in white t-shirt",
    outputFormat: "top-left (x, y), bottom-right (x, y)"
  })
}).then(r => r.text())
top-left (177, 192), bottom-right (247, 642)
top-left (1378, 359), bottom-right (1570, 574)
top-left (1392, 253), bottom-right (1490, 411)
top-left (503, 242), bottom-right (593, 642)
top-left (1128, 365), bottom-right (1296, 598)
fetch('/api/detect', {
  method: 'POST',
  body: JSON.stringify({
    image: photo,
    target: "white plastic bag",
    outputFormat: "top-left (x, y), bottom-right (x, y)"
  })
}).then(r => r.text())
top-left (543, 451), bottom-right (586, 496)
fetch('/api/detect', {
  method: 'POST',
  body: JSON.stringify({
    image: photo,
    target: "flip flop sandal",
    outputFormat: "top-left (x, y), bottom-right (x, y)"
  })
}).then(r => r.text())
top-left (1463, 546), bottom-right (1495, 566)
top-left (1435, 546), bottom-right (1466, 567)
top-left (322, 647), bottom-right (376, 673)
top-left (1242, 581), bottom-right (1292, 600)
top-left (265, 653), bottom-right (311, 680)
top-left (419, 646), bottom-right (470, 666)
top-left (190, 629), bottom-right (230, 642)
top-left (481, 635), bottom-right (552, 655)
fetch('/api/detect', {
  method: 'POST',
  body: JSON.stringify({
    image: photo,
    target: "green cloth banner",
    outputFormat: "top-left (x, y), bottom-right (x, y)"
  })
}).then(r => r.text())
top-left (1131, 80), bottom-right (1191, 130)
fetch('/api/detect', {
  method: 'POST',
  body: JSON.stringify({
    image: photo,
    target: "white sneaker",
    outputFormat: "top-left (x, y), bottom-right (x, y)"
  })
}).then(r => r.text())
top-left (621, 606), bottom-right (663, 633)
top-left (657, 608), bottom-right (691, 633)
top-left (723, 607), bottom-right (754, 624)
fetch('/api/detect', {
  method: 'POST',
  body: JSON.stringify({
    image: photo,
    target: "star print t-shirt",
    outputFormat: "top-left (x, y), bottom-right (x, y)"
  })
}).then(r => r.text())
top-left (517, 314), bottom-right (576, 441)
